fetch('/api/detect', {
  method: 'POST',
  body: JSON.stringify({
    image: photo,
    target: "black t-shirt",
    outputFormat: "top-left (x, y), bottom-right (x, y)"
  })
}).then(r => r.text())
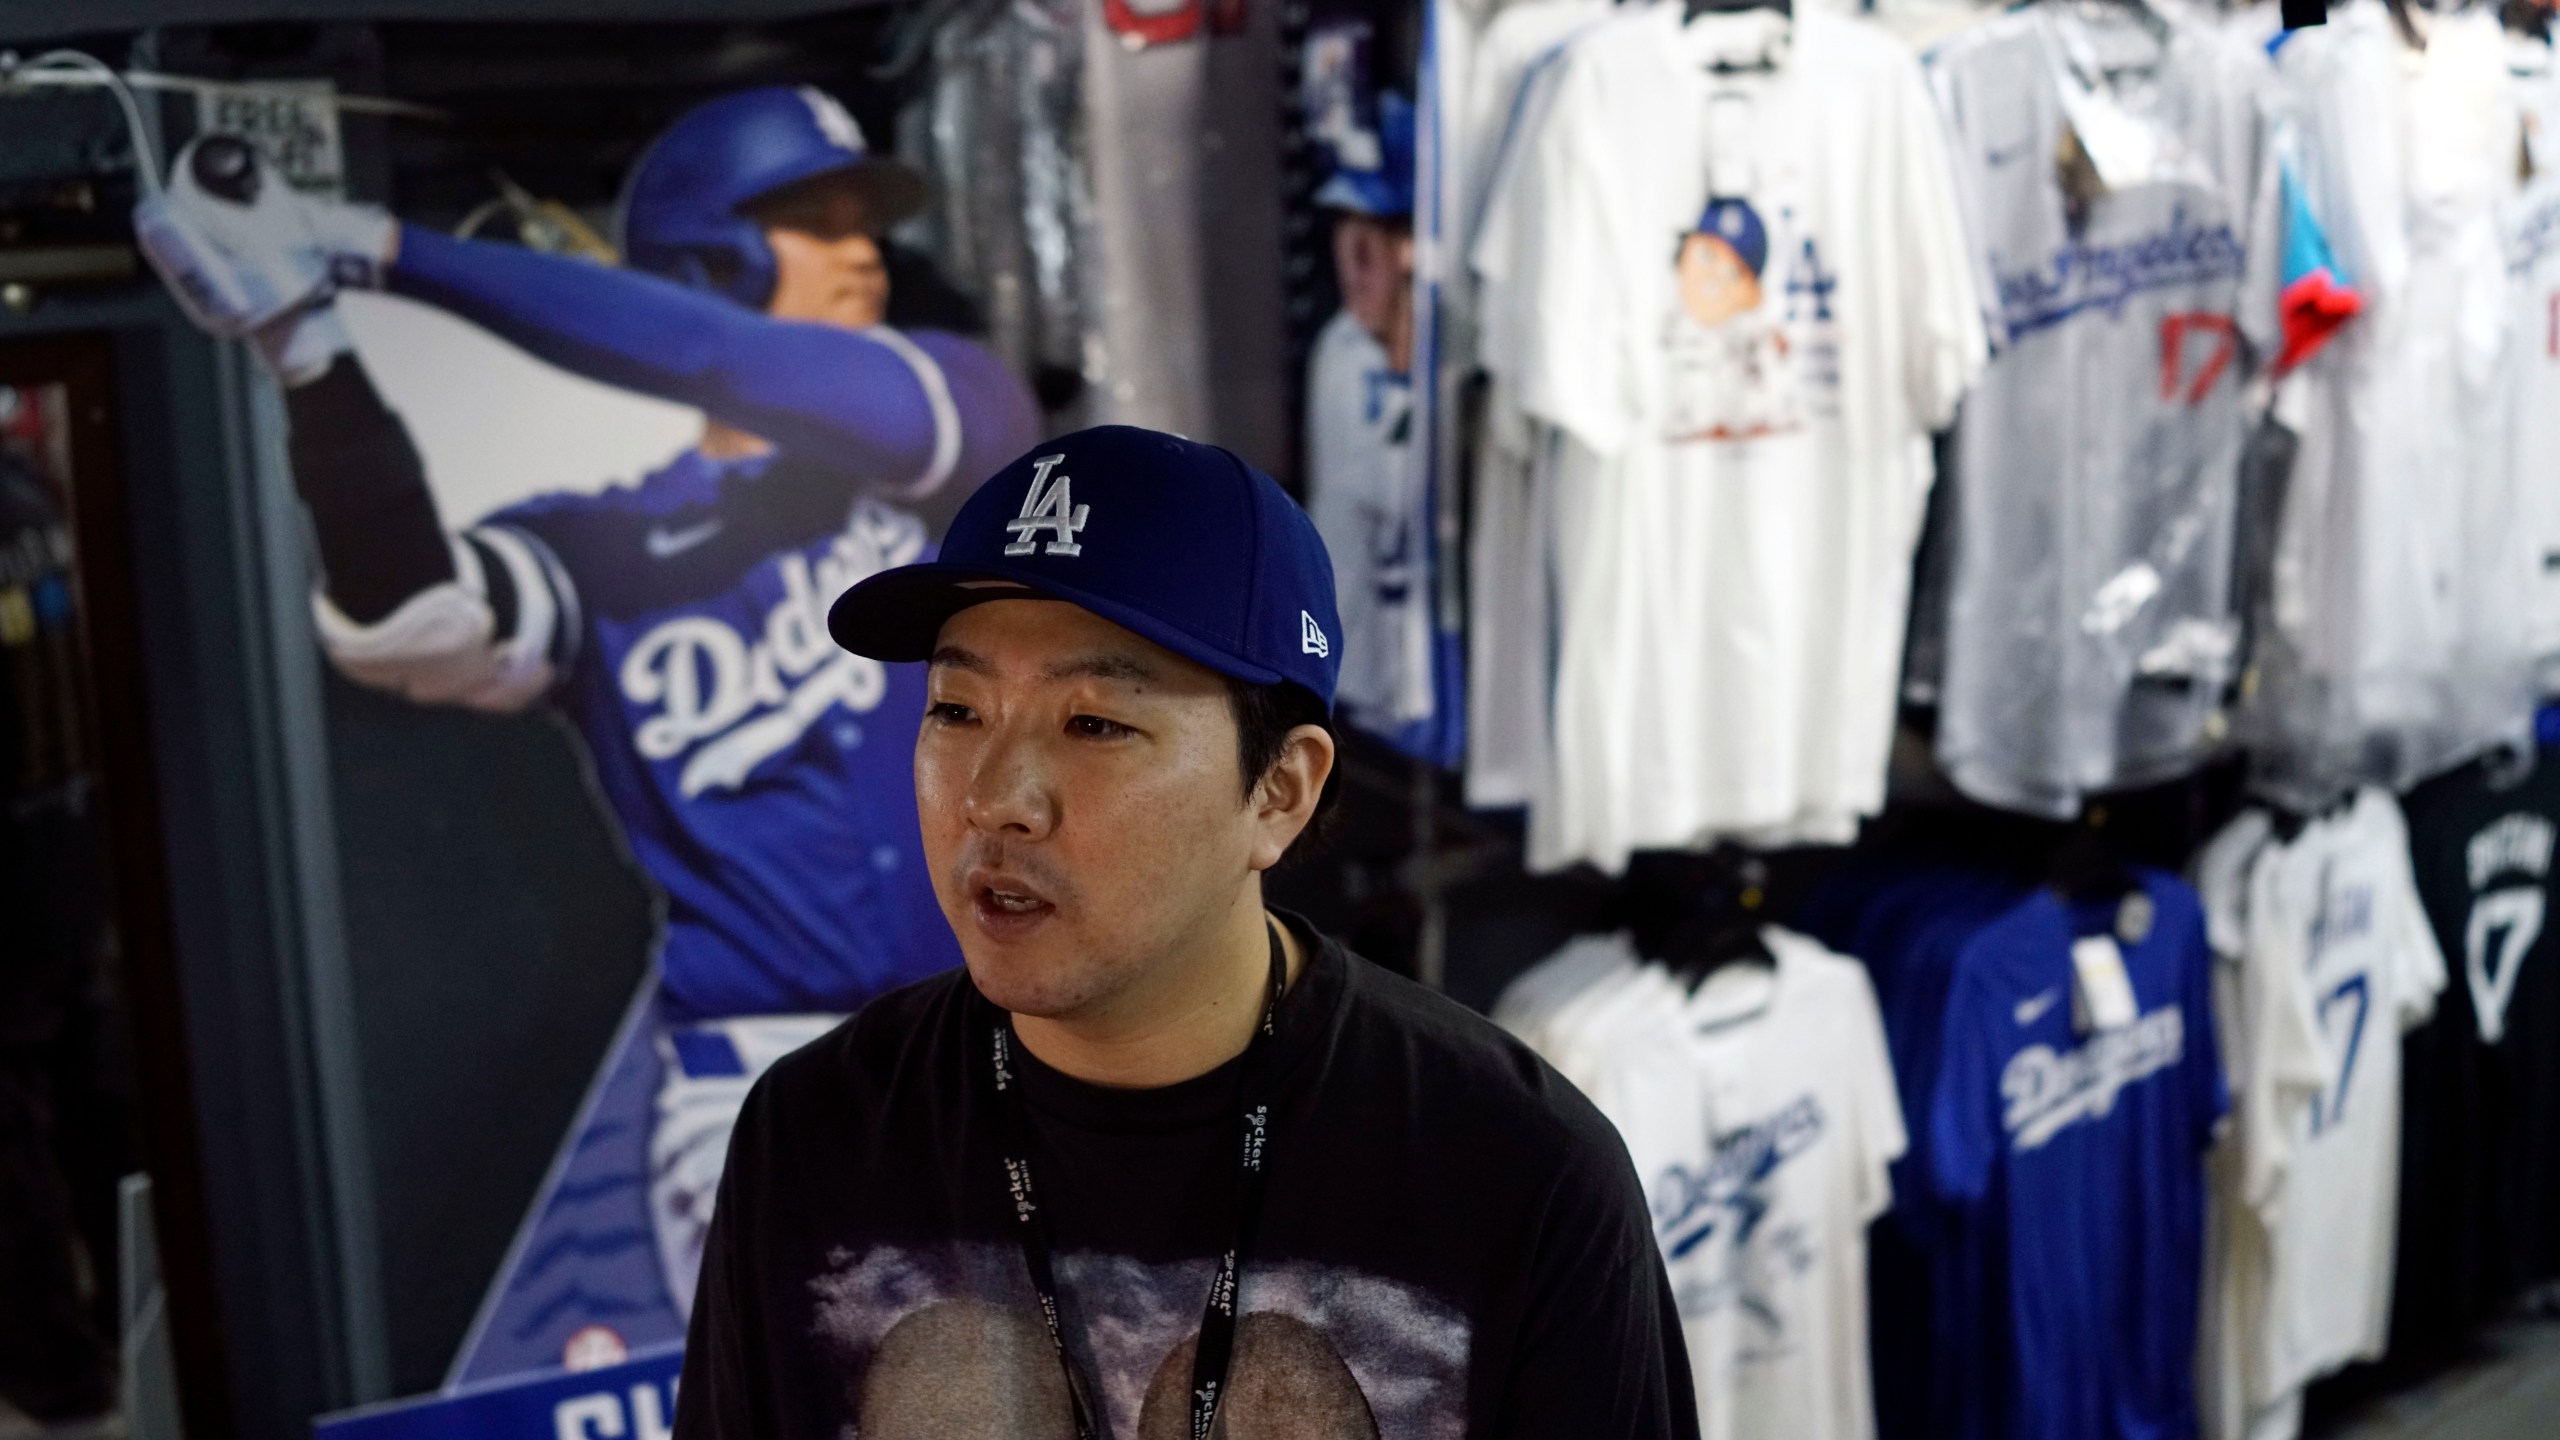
top-left (674, 914), bottom-right (1698, 1439)
top-left (2388, 749), bottom-right (2560, 1359)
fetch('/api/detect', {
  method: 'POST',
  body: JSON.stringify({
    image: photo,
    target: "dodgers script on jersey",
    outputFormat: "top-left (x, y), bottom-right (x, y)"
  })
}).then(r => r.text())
top-left (1931, 873), bottom-right (2227, 1440)
top-left (1929, 8), bottom-right (2282, 817)
top-left (481, 450), bottom-right (958, 1022)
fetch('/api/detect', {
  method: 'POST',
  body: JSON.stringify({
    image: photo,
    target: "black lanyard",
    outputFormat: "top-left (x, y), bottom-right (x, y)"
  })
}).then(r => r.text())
top-left (987, 922), bottom-right (1289, 1440)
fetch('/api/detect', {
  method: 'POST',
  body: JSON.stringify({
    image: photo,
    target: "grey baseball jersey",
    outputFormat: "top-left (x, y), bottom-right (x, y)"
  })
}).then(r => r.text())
top-left (1929, 6), bottom-right (2281, 817)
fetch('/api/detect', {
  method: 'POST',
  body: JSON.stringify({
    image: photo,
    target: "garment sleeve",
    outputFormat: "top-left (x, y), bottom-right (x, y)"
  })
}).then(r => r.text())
top-left (1894, 54), bottom-right (1990, 430)
top-left (1927, 957), bottom-right (1999, 1205)
top-left (282, 355), bottom-right (572, 711)
top-left (1474, 54), bottom-right (1640, 455)
top-left (1490, 1115), bottom-right (1701, 1440)
top-left (389, 225), bottom-right (974, 494)
top-left (2378, 797), bottom-right (2449, 1029)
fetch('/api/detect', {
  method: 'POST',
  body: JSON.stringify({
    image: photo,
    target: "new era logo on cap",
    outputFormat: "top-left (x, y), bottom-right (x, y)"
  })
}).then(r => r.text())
top-left (826, 425), bottom-right (1346, 709)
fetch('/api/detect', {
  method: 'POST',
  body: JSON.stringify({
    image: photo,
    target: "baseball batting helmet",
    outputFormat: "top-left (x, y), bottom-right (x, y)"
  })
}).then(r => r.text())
top-left (617, 85), bottom-right (933, 309)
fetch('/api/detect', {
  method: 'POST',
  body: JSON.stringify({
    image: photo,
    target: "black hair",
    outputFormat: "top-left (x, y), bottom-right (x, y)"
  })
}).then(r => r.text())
top-left (1225, 677), bottom-right (1341, 861)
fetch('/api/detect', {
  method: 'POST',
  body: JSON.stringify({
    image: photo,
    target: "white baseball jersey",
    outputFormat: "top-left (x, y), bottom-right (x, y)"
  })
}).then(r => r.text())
top-left (2250, 3), bottom-right (2532, 803)
top-left (2507, 176), bottom-right (2560, 693)
top-left (2202, 791), bottom-right (2444, 1438)
top-left (1928, 5), bottom-right (2282, 818)
top-left (1548, 930), bottom-right (1904, 1440)
top-left (1473, 4), bottom-right (1983, 871)
top-left (1304, 309), bottom-right (1427, 730)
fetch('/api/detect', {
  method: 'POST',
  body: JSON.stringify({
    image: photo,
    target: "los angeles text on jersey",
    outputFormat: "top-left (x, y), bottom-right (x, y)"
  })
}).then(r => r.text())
top-left (1993, 205), bottom-right (2245, 341)
top-left (2000, 1006), bottom-right (2187, 1152)
top-left (616, 499), bottom-right (926, 798)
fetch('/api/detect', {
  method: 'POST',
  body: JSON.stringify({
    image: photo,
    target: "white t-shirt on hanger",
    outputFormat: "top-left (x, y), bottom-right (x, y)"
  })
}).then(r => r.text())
top-left (1474, 3), bottom-right (1983, 871)
top-left (1569, 929), bottom-right (1906, 1440)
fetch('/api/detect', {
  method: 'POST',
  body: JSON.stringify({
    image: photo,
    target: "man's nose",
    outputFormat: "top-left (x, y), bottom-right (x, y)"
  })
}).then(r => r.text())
top-left (963, 725), bottom-right (1058, 839)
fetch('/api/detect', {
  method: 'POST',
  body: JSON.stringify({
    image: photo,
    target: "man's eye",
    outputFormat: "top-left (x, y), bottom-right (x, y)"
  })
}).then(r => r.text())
top-left (1066, 714), bottom-right (1133, 740)
top-left (927, 702), bottom-right (976, 726)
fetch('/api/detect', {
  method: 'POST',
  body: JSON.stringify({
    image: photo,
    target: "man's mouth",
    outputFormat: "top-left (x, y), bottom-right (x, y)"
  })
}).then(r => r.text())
top-left (966, 868), bottom-right (1059, 938)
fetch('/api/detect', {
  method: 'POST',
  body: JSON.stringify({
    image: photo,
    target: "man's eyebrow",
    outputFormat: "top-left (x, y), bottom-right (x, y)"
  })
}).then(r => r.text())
top-left (1041, 652), bottom-right (1160, 685)
top-left (928, 645), bottom-right (992, 674)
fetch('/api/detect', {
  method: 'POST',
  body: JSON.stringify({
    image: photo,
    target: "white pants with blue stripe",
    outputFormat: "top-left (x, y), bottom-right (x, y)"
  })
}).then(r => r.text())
top-left (649, 1013), bottom-right (842, 1316)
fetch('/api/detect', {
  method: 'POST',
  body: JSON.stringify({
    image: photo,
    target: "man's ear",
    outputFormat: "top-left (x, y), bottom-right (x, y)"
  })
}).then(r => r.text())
top-left (1249, 722), bottom-right (1338, 872)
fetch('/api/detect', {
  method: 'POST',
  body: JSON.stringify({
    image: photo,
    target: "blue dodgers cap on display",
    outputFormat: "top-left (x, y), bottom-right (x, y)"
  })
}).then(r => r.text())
top-left (827, 425), bottom-right (1344, 708)
top-left (1312, 92), bottom-right (1417, 219)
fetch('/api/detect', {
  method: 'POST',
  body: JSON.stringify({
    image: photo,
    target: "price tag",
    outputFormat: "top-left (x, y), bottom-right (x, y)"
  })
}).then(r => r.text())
top-left (2071, 935), bottom-right (2140, 1033)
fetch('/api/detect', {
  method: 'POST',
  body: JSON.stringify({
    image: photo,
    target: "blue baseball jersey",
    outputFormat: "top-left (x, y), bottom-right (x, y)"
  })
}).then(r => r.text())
top-left (484, 452), bottom-right (958, 1022)
top-left (1928, 872), bottom-right (2227, 1440)
top-left (380, 229), bottom-right (1045, 1022)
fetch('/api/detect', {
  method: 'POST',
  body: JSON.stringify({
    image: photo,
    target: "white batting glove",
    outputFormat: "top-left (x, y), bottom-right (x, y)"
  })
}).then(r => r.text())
top-left (134, 136), bottom-right (395, 331)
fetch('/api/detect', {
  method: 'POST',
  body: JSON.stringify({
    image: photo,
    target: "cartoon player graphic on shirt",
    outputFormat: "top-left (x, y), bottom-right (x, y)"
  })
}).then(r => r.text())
top-left (1664, 194), bottom-right (1801, 443)
top-left (133, 86), bottom-right (1042, 1338)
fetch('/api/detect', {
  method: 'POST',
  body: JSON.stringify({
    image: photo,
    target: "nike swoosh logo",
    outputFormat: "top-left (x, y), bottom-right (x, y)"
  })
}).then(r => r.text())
top-left (2014, 989), bottom-right (2061, 1026)
top-left (646, 519), bottom-right (723, 559)
top-left (1986, 141), bottom-right (2036, 169)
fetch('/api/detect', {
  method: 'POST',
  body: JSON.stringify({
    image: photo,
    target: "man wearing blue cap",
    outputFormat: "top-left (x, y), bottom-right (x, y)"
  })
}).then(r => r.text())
top-left (674, 426), bottom-right (1697, 1438)
top-left (1307, 93), bottom-right (1430, 744)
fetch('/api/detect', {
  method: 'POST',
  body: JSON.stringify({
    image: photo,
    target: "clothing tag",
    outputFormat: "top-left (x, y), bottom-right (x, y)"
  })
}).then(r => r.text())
top-left (2116, 890), bottom-right (2156, 946)
top-left (2071, 935), bottom-right (2140, 1033)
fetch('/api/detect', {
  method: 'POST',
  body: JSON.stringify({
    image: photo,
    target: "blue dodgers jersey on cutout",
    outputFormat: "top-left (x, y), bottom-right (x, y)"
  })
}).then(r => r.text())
top-left (488, 448), bottom-right (960, 1022)
top-left (1928, 872), bottom-right (2227, 1440)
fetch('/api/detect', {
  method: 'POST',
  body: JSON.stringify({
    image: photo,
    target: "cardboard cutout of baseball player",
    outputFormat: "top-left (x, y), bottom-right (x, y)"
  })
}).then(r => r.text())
top-left (1663, 194), bottom-right (1801, 443)
top-left (135, 85), bottom-right (1043, 1367)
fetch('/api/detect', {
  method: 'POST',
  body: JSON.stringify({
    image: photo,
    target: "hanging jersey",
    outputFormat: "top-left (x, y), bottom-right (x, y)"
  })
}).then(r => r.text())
top-left (2389, 749), bottom-right (2560, 1362)
top-left (1474, 4), bottom-right (1982, 869)
top-left (2227, 792), bottom-right (2443, 1427)
top-left (2248, 5), bottom-right (2531, 802)
top-left (2506, 177), bottom-right (2560, 690)
top-left (1928, 7), bottom-right (2282, 817)
top-left (479, 451), bottom-right (959, 1021)
top-left (1929, 872), bottom-right (2227, 1440)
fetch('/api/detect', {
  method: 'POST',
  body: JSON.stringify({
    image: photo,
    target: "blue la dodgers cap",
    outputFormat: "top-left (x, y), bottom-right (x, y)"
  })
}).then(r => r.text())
top-left (827, 425), bottom-right (1344, 708)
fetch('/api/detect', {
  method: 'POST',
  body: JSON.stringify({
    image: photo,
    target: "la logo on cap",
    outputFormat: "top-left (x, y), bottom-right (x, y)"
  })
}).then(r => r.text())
top-left (1004, 454), bottom-right (1088, 558)
top-left (1301, 611), bottom-right (1330, 658)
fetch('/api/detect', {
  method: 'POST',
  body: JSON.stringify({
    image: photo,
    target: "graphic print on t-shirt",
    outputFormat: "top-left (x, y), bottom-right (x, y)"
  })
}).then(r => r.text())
top-left (1662, 194), bottom-right (1841, 443)
top-left (806, 1242), bottom-right (1468, 1439)
top-left (1649, 1095), bottom-right (1826, 1359)
top-left (2462, 812), bottom-right (2555, 1043)
top-left (1998, 1004), bottom-right (2188, 1151)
